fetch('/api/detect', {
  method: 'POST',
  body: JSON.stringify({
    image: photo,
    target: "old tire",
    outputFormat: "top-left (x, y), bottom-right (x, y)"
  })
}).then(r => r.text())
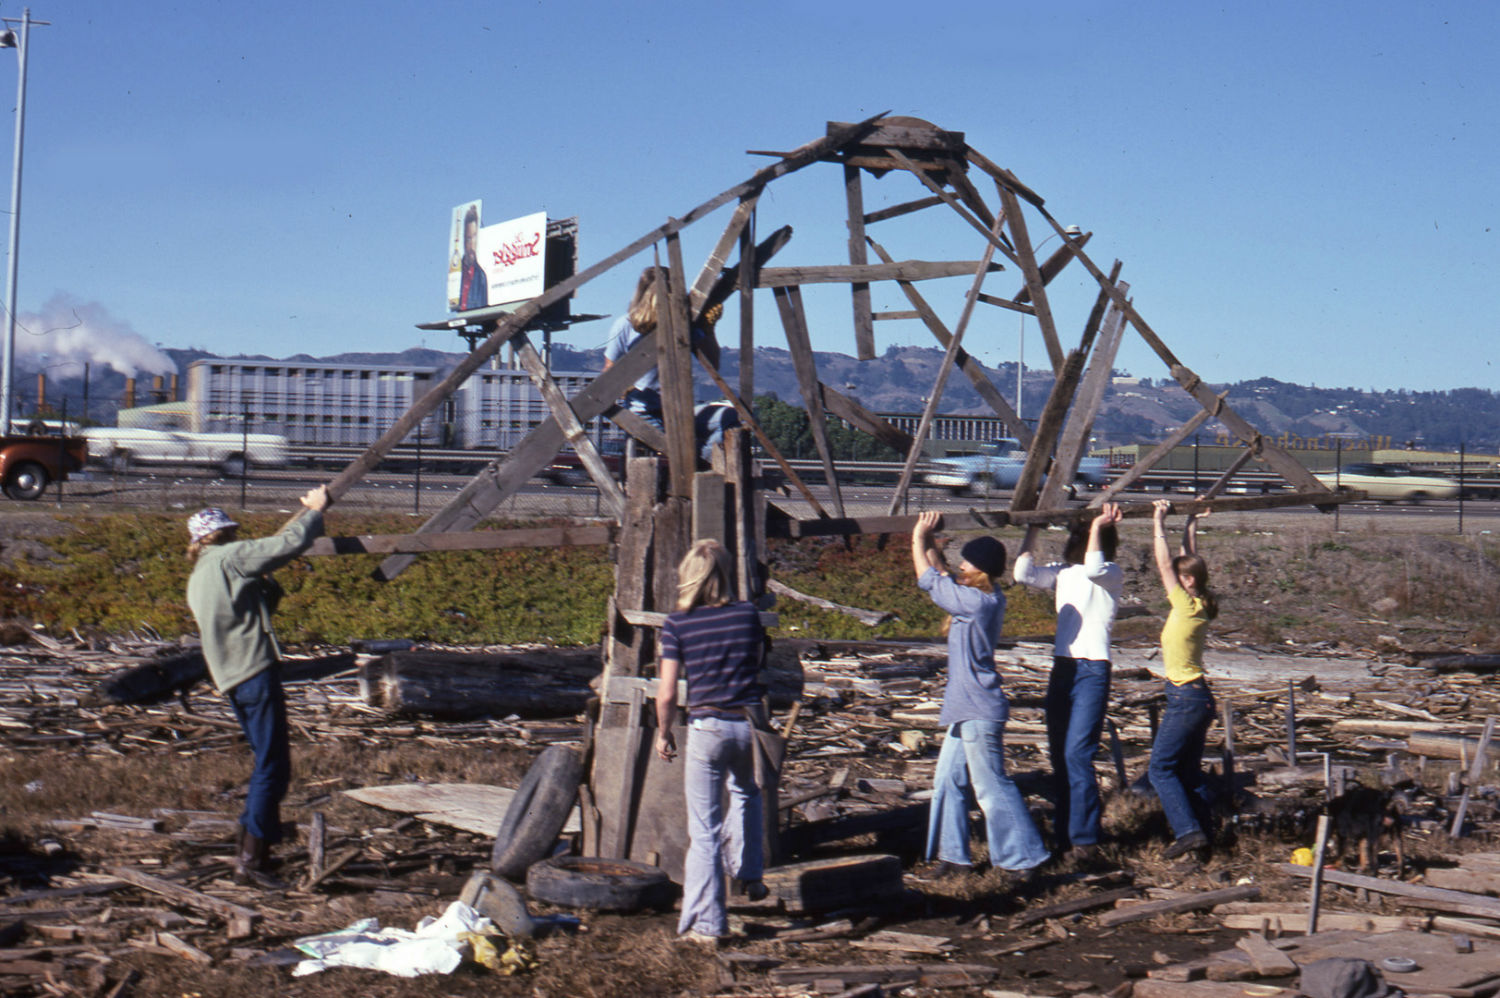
top-left (490, 745), bottom-right (583, 880)
top-left (3, 461), bottom-right (48, 501)
top-left (220, 454), bottom-right (248, 478)
top-left (525, 856), bottom-right (673, 912)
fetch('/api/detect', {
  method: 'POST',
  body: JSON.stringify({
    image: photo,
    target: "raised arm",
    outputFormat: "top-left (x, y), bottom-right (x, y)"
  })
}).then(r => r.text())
top-left (911, 511), bottom-right (948, 580)
top-left (1152, 499), bottom-right (1179, 594)
top-left (1180, 498), bottom-right (1210, 557)
top-left (1089, 502), bottom-right (1122, 555)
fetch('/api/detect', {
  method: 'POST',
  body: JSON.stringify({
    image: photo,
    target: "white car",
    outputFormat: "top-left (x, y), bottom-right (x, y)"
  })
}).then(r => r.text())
top-left (84, 425), bottom-right (289, 477)
top-left (1314, 463), bottom-right (1460, 503)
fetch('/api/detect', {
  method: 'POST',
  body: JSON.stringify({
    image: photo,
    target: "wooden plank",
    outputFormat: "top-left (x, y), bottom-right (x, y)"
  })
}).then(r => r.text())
top-left (1098, 885), bottom-right (1261, 926)
top-left (1203, 446), bottom-right (1259, 500)
top-left (883, 146), bottom-right (1019, 269)
top-left (771, 491), bottom-right (1363, 538)
top-left (1012, 231), bottom-right (1093, 306)
top-left (308, 524), bottom-right (615, 557)
top-left (1009, 348), bottom-right (1086, 512)
top-left (866, 236), bottom-right (1032, 447)
top-left (998, 184), bottom-right (1064, 373)
top-left (774, 286), bottom-right (845, 517)
top-left (658, 245), bottom-right (697, 499)
top-left (602, 401), bottom-right (669, 453)
top-left (737, 204), bottom-right (757, 403)
top-left (864, 194), bottom-right (945, 224)
top-left (845, 164), bottom-right (874, 360)
top-left (606, 457), bottom-right (659, 680)
top-left (1236, 932), bottom-right (1298, 976)
top-left (1278, 863), bottom-right (1500, 916)
top-left (826, 119), bottom-right (967, 153)
top-left (691, 472), bottom-right (728, 546)
top-left (818, 383), bottom-right (915, 457)
top-left (652, 495), bottom-right (692, 623)
top-left (512, 332), bottom-right (626, 519)
top-left (722, 427), bottom-right (757, 600)
top-left (608, 686), bottom-right (646, 858)
top-left (1040, 271), bottom-right (1128, 510)
top-left (757, 260), bottom-right (1004, 287)
top-left (687, 195), bottom-right (758, 316)
top-left (342, 783), bottom-right (582, 837)
top-left (975, 292), bottom-right (1037, 315)
top-left (1012, 886), bottom-right (1140, 927)
top-left (105, 866), bottom-right (259, 939)
top-left (887, 213), bottom-right (1005, 515)
top-left (1087, 401), bottom-right (1223, 507)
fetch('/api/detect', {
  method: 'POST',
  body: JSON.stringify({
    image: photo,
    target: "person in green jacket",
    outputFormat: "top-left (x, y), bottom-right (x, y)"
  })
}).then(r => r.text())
top-left (185, 485), bottom-right (330, 887)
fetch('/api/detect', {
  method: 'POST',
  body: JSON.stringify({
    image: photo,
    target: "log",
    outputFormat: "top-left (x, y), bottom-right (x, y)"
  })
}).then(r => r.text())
top-left (1408, 732), bottom-right (1500, 763)
top-left (1431, 655), bottom-right (1500, 674)
top-left (360, 649), bottom-right (597, 719)
top-left (90, 649), bottom-right (206, 705)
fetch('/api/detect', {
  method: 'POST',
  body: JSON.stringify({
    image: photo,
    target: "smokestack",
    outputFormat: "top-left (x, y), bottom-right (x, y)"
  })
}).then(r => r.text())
top-left (169, 373), bottom-right (179, 401)
top-left (36, 373), bottom-right (44, 412)
top-left (152, 375), bottom-right (165, 404)
top-left (124, 377), bottom-right (136, 410)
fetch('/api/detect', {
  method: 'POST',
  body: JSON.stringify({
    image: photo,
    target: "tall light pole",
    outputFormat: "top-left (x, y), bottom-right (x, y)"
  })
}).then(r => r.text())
top-left (1014, 224), bottom-right (1081, 428)
top-left (0, 10), bottom-right (46, 434)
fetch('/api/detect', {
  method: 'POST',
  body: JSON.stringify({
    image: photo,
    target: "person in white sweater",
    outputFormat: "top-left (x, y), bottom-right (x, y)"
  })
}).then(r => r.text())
top-left (1013, 504), bottom-right (1124, 858)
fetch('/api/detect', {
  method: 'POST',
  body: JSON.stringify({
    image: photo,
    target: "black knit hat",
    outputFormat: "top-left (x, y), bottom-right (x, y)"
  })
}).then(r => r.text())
top-left (960, 536), bottom-right (1006, 577)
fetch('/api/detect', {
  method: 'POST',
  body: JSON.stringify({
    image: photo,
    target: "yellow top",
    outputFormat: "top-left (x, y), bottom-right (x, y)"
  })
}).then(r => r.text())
top-left (1161, 585), bottom-right (1209, 684)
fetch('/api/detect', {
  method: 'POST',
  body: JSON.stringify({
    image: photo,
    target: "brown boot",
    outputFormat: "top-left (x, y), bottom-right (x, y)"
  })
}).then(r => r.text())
top-left (235, 829), bottom-right (287, 890)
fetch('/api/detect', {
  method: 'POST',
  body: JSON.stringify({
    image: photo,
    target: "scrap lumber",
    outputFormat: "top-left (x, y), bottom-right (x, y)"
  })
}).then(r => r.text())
top-left (766, 580), bottom-right (893, 627)
top-left (1098, 884), bottom-right (1261, 926)
top-left (762, 854), bottom-right (904, 914)
top-left (305, 523), bottom-right (615, 556)
top-left (844, 163), bottom-right (874, 358)
top-left (1234, 933), bottom-right (1298, 976)
top-left (105, 866), bottom-right (258, 939)
top-left (1278, 862), bottom-right (1500, 917)
top-left (1012, 885), bottom-right (1139, 927)
top-left (774, 285), bottom-right (845, 516)
top-left (768, 961), bottom-right (997, 990)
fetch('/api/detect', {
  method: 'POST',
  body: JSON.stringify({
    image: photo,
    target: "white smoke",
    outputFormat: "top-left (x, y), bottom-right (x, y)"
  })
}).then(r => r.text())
top-left (12, 293), bottom-right (177, 379)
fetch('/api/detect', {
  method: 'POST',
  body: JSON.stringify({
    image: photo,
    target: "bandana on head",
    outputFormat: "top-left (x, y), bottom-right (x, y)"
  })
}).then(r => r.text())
top-left (187, 507), bottom-right (239, 543)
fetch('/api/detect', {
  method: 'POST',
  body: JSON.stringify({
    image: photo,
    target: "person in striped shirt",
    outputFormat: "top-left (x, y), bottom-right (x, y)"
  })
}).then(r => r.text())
top-left (654, 539), bottom-right (769, 943)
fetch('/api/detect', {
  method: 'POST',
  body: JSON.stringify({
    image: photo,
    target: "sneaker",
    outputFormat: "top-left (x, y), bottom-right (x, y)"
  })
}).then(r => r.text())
top-left (741, 879), bottom-right (769, 903)
top-left (930, 860), bottom-right (972, 879)
top-left (680, 930), bottom-right (725, 947)
top-left (1066, 844), bottom-right (1101, 863)
top-left (1162, 830), bottom-right (1209, 859)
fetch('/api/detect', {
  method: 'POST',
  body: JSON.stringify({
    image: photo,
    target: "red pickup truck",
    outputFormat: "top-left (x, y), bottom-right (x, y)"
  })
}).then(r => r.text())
top-left (0, 434), bottom-right (88, 500)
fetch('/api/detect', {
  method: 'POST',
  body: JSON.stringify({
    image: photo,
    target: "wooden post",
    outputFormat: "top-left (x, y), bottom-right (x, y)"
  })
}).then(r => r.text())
top-left (1286, 680), bottom-right (1298, 766)
top-left (998, 184), bottom-right (1064, 373)
top-left (773, 285), bottom-right (846, 517)
top-left (691, 472), bottom-right (729, 546)
top-left (307, 812), bottom-right (326, 885)
top-left (1220, 696), bottom-right (1236, 810)
top-left (609, 686), bottom-right (646, 859)
top-left (1307, 814), bottom-right (1332, 935)
top-left (1106, 718), bottom-right (1128, 790)
top-left (1009, 348), bottom-right (1087, 512)
top-left (1451, 715), bottom-right (1496, 838)
top-left (658, 246), bottom-right (697, 499)
top-left (738, 207), bottom-right (757, 405)
top-left (606, 458), bottom-right (660, 681)
top-left (844, 164), bottom-right (875, 360)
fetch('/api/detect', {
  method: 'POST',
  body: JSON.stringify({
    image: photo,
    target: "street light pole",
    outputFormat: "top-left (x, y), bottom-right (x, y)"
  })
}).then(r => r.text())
top-left (0, 9), bottom-right (45, 435)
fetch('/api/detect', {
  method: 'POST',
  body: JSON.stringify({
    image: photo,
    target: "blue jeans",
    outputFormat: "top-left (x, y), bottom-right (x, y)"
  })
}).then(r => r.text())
top-left (228, 666), bottom-right (291, 843)
top-left (926, 720), bottom-right (1049, 870)
top-left (678, 716), bottom-right (762, 937)
top-left (623, 391), bottom-right (740, 462)
top-left (1147, 679), bottom-right (1216, 840)
top-left (1046, 657), bottom-right (1111, 848)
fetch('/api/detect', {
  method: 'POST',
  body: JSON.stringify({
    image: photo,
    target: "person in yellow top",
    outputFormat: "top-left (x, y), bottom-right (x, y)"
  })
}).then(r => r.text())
top-left (1148, 498), bottom-right (1219, 859)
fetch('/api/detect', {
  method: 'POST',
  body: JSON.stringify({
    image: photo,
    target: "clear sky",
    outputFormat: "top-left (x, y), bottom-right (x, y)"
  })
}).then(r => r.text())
top-left (3, 0), bottom-right (1496, 393)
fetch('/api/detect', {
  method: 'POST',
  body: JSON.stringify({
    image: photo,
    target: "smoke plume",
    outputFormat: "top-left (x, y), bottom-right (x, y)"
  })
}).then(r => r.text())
top-left (12, 293), bottom-right (177, 379)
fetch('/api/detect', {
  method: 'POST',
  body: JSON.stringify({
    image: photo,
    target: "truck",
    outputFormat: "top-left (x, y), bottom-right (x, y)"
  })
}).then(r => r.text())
top-left (922, 438), bottom-right (1110, 496)
top-left (83, 407), bottom-right (289, 477)
top-left (0, 433), bottom-right (88, 500)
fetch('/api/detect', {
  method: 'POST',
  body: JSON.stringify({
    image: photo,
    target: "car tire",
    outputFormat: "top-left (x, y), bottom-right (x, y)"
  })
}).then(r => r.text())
top-left (490, 745), bottom-right (583, 880)
top-left (3, 461), bottom-right (48, 501)
top-left (1407, 491), bottom-right (1428, 504)
top-left (220, 454), bottom-right (248, 478)
top-left (108, 450), bottom-right (131, 474)
top-left (525, 856), bottom-right (674, 912)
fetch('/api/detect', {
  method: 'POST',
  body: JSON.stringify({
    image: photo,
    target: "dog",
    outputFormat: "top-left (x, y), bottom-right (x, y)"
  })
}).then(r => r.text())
top-left (1324, 783), bottom-right (1408, 877)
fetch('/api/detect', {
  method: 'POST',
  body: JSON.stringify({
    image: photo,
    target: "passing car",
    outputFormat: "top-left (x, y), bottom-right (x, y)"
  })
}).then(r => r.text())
top-left (922, 438), bottom-right (1109, 496)
top-left (1314, 463), bottom-right (1460, 503)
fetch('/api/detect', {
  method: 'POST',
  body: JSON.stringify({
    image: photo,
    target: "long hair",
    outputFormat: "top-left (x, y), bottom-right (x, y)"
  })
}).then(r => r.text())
top-left (1063, 520), bottom-right (1117, 564)
top-left (676, 539), bottom-right (734, 613)
top-left (1172, 553), bottom-right (1219, 620)
top-left (941, 566), bottom-right (996, 637)
top-left (627, 267), bottom-right (662, 334)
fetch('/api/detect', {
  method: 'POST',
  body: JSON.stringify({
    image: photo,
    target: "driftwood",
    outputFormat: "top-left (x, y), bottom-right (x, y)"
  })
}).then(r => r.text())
top-left (360, 649), bottom-right (598, 718)
top-left (767, 579), bottom-right (894, 626)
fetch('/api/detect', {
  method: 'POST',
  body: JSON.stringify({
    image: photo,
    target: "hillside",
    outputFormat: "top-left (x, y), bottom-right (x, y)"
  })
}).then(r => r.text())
top-left (20, 344), bottom-right (1500, 452)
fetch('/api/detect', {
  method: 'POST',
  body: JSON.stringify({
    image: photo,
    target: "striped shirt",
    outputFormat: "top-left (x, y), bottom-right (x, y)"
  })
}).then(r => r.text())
top-left (660, 602), bottom-right (766, 712)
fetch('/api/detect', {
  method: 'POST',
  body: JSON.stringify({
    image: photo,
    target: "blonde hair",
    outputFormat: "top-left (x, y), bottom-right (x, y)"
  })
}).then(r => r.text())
top-left (676, 539), bottom-right (734, 612)
top-left (627, 267), bottom-right (661, 333)
top-left (941, 567), bottom-right (996, 637)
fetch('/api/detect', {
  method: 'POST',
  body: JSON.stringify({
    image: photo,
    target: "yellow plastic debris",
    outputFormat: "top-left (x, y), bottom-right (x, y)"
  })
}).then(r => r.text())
top-left (1290, 847), bottom-right (1315, 866)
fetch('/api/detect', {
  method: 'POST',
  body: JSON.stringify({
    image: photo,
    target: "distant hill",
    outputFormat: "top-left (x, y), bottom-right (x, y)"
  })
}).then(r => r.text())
top-left (21, 344), bottom-right (1499, 453)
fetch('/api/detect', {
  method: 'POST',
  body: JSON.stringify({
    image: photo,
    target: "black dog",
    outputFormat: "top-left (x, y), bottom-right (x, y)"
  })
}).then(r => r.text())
top-left (1325, 784), bottom-right (1407, 876)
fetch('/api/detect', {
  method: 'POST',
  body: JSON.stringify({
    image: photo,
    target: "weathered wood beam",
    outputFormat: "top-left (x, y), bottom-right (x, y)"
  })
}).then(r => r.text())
top-left (962, 146), bottom-right (1047, 209)
top-left (773, 285), bottom-right (845, 517)
top-left (1034, 208), bottom-right (1333, 497)
top-left (1040, 270), bottom-right (1128, 510)
top-left (1012, 232), bottom-right (1092, 307)
top-left (817, 383), bottom-right (915, 457)
top-left (1202, 446), bottom-right (1259, 500)
top-left (888, 218), bottom-right (1003, 515)
top-left (864, 195), bottom-right (945, 225)
top-left (737, 207), bottom-right (757, 404)
top-left (602, 401), bottom-right (669, 453)
top-left (769, 490), bottom-right (1364, 538)
top-left (866, 237), bottom-right (1032, 448)
top-left (688, 193), bottom-right (759, 317)
top-left (1087, 398), bottom-right (1224, 507)
top-left (826, 119), bottom-right (966, 153)
top-left (844, 165), bottom-right (875, 360)
top-left (757, 259), bottom-right (1004, 287)
top-left (997, 183), bottom-right (1064, 374)
top-left (308, 525), bottom-right (615, 557)
top-left (974, 293), bottom-right (1036, 315)
top-left (1010, 348), bottom-right (1086, 512)
top-left (884, 146), bottom-right (1019, 267)
top-left (873, 309), bottom-right (922, 321)
top-left (512, 332), bottom-right (627, 519)
top-left (658, 244), bottom-right (697, 499)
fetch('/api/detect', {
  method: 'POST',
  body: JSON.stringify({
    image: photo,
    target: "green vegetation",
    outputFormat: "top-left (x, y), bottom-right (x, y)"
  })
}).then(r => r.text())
top-left (753, 394), bottom-right (900, 462)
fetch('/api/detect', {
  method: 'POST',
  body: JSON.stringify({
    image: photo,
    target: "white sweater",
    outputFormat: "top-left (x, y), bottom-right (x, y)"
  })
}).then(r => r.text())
top-left (1012, 550), bottom-right (1123, 661)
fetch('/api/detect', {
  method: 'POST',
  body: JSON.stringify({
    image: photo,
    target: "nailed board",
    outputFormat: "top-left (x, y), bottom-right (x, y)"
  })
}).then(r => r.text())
top-left (344, 783), bottom-right (580, 837)
top-left (1287, 930), bottom-right (1500, 993)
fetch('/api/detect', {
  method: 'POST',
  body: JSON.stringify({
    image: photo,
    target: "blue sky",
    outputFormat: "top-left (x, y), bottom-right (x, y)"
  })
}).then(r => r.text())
top-left (4, 0), bottom-right (1496, 393)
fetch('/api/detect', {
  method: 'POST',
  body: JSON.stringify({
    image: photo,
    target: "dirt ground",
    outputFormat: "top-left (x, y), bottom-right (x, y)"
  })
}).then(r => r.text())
top-left (0, 506), bottom-right (1497, 996)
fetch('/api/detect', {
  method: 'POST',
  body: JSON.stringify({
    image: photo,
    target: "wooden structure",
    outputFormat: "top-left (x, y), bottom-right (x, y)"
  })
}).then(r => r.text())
top-left (303, 115), bottom-right (1353, 877)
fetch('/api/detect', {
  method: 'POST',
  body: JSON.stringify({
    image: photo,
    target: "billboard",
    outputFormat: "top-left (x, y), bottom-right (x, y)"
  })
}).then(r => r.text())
top-left (447, 203), bottom-right (548, 313)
